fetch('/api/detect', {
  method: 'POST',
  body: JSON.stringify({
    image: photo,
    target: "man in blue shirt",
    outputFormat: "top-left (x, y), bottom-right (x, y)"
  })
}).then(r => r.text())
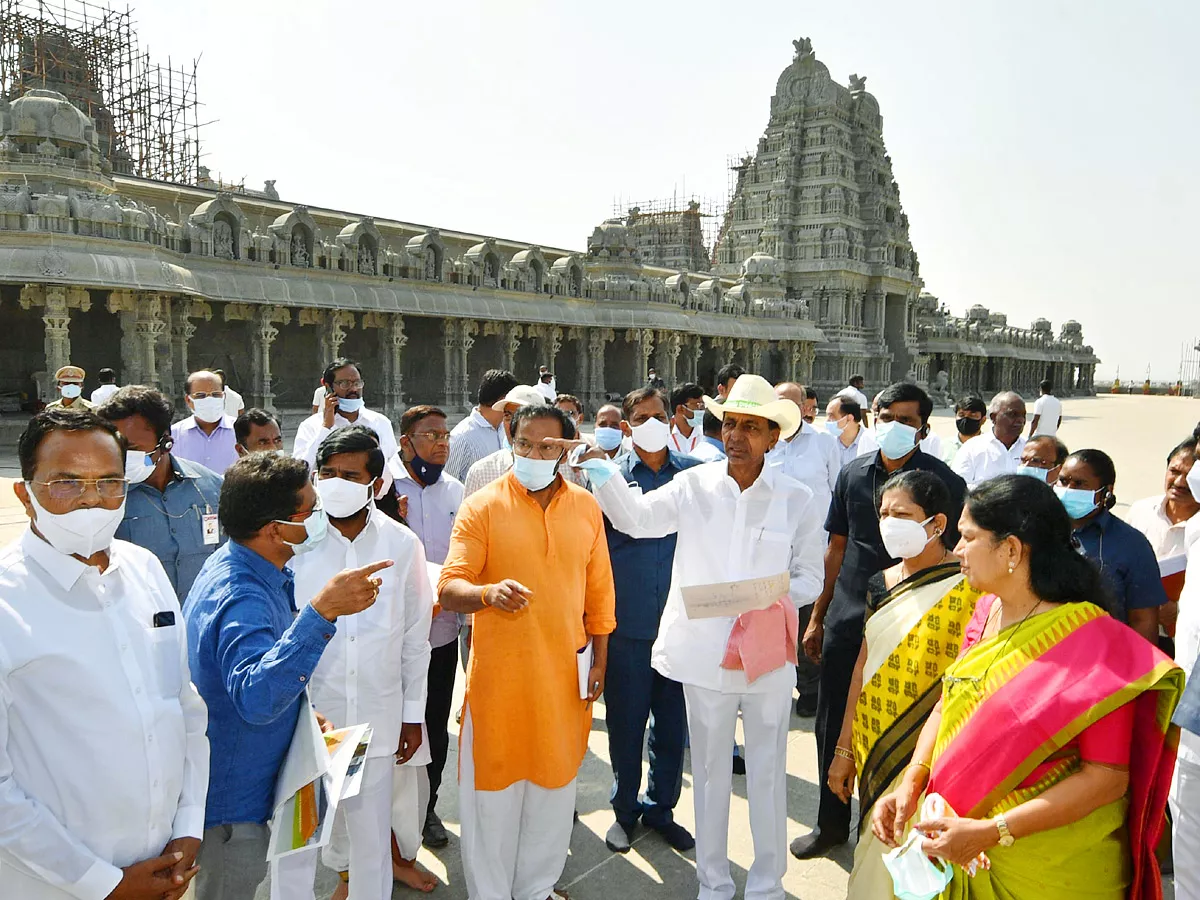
top-left (183, 453), bottom-right (393, 900)
top-left (97, 385), bottom-right (224, 598)
top-left (603, 386), bottom-right (702, 855)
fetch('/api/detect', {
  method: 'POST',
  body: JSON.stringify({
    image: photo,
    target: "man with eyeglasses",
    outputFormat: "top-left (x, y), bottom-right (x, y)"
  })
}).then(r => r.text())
top-left (98, 385), bottom-right (225, 598)
top-left (393, 404), bottom-right (465, 849)
top-left (439, 403), bottom-right (615, 900)
top-left (0, 408), bottom-right (209, 900)
top-left (171, 369), bottom-right (240, 474)
top-left (294, 358), bottom-right (400, 476)
top-left (183, 453), bottom-right (391, 900)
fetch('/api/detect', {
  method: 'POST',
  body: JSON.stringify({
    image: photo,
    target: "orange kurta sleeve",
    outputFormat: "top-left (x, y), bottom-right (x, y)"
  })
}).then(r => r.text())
top-left (583, 501), bottom-right (617, 637)
top-left (438, 493), bottom-right (488, 596)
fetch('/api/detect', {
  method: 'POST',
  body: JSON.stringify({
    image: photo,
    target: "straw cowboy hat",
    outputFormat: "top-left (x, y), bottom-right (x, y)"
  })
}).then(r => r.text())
top-left (703, 373), bottom-right (801, 440)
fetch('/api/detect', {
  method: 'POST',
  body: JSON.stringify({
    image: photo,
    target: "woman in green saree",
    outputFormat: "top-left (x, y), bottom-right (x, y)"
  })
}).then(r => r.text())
top-left (872, 474), bottom-right (1183, 900)
top-left (827, 470), bottom-right (984, 899)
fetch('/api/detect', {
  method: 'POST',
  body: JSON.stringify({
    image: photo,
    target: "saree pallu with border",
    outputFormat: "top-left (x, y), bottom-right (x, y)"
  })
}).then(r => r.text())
top-left (928, 601), bottom-right (1183, 900)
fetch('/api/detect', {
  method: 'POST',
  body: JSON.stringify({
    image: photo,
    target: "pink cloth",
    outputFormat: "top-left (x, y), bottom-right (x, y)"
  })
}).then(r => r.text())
top-left (720, 597), bottom-right (799, 683)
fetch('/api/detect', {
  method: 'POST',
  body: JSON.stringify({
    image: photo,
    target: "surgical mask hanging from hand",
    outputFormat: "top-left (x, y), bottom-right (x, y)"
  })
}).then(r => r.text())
top-left (593, 427), bottom-right (624, 452)
top-left (275, 506), bottom-right (329, 554)
top-left (27, 489), bottom-right (126, 557)
top-left (630, 418), bottom-right (670, 453)
top-left (512, 453), bottom-right (560, 492)
top-left (1054, 484), bottom-right (1100, 519)
top-left (315, 477), bottom-right (373, 519)
top-left (879, 515), bottom-right (936, 560)
top-left (875, 420), bottom-right (920, 460)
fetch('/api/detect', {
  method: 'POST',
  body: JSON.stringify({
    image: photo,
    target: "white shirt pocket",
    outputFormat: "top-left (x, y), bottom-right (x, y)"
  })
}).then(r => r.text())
top-left (148, 625), bottom-right (184, 698)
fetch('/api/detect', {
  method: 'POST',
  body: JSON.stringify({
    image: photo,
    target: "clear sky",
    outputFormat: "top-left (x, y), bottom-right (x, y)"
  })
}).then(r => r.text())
top-left (131, 0), bottom-right (1198, 382)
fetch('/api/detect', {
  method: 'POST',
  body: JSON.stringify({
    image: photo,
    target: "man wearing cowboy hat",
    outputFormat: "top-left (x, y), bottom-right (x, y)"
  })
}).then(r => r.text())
top-left (564, 373), bottom-right (824, 900)
top-left (46, 365), bottom-right (93, 410)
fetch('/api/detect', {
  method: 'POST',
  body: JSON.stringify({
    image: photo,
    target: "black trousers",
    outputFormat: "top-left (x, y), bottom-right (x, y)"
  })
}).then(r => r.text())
top-left (813, 625), bottom-right (863, 838)
top-left (795, 604), bottom-right (821, 701)
top-left (425, 639), bottom-right (459, 818)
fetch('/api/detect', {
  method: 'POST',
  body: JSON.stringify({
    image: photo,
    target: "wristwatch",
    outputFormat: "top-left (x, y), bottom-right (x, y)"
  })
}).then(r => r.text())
top-left (993, 812), bottom-right (1015, 847)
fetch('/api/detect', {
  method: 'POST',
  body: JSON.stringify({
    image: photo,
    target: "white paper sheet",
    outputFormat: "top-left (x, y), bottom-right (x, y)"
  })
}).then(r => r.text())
top-left (680, 571), bottom-right (790, 620)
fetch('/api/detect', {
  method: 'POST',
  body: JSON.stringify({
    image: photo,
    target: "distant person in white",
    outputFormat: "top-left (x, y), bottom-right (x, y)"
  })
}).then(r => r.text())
top-left (278, 426), bottom-right (434, 899)
top-left (835, 374), bottom-right (871, 427)
top-left (213, 369), bottom-right (244, 419)
top-left (89, 367), bottom-right (119, 406)
top-left (769, 382), bottom-right (840, 521)
top-left (825, 395), bottom-right (877, 467)
top-left (445, 369), bottom-right (518, 483)
top-left (534, 366), bottom-right (557, 403)
top-left (293, 358), bottom-right (399, 473)
top-left (1129, 436), bottom-right (1200, 560)
top-left (1029, 379), bottom-right (1063, 437)
top-left (0, 408), bottom-right (209, 900)
top-left (951, 391), bottom-right (1028, 488)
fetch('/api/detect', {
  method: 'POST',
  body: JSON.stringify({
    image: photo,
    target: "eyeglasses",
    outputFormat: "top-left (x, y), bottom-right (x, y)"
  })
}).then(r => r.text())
top-left (512, 438), bottom-right (564, 460)
top-left (189, 390), bottom-right (225, 400)
top-left (411, 430), bottom-right (451, 444)
top-left (331, 379), bottom-right (365, 390)
top-left (31, 478), bottom-right (129, 501)
top-left (276, 500), bottom-right (323, 523)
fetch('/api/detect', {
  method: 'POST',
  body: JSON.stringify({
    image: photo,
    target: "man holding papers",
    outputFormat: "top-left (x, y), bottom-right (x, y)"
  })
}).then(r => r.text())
top-left (565, 374), bottom-right (824, 900)
top-left (280, 426), bottom-right (435, 898)
top-left (439, 402), bottom-right (615, 900)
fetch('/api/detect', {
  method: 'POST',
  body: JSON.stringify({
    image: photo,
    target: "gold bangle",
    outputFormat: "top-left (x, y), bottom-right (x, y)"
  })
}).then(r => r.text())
top-left (480, 584), bottom-right (491, 608)
top-left (834, 746), bottom-right (855, 762)
top-left (908, 760), bottom-right (932, 775)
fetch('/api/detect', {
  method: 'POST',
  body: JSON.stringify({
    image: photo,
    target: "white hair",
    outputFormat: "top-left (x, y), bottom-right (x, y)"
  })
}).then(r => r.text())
top-left (988, 391), bottom-right (1024, 414)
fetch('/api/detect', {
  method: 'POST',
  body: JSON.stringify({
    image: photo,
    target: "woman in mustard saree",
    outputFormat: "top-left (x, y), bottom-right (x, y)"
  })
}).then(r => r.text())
top-left (873, 474), bottom-right (1183, 900)
top-left (824, 471), bottom-right (984, 899)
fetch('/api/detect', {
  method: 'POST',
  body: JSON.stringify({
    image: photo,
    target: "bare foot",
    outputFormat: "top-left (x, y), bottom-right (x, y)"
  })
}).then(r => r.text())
top-left (330, 879), bottom-right (348, 900)
top-left (393, 858), bottom-right (438, 893)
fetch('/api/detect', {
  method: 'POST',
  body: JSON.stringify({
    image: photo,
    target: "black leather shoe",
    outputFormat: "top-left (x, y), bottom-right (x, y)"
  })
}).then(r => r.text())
top-left (795, 695), bottom-right (818, 717)
top-left (422, 811), bottom-right (450, 848)
top-left (789, 829), bottom-right (848, 859)
top-left (650, 820), bottom-right (695, 852)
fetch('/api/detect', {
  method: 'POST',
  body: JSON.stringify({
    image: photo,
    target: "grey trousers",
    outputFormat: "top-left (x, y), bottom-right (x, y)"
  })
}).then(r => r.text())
top-left (194, 823), bottom-right (270, 900)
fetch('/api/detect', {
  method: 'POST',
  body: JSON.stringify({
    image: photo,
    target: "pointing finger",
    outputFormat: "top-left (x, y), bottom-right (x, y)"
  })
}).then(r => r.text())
top-left (354, 560), bottom-right (395, 577)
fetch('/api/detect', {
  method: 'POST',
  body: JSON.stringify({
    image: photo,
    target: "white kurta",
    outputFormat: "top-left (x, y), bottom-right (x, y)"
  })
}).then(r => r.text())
top-left (0, 531), bottom-right (209, 900)
top-left (950, 430), bottom-right (1027, 488)
top-left (292, 406), bottom-right (400, 475)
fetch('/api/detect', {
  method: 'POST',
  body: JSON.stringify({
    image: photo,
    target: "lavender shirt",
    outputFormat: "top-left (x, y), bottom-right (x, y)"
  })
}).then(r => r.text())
top-left (170, 415), bottom-right (240, 474)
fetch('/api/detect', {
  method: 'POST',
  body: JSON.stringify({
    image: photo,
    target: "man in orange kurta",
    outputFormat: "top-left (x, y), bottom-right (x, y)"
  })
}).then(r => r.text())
top-left (438, 404), bottom-right (616, 900)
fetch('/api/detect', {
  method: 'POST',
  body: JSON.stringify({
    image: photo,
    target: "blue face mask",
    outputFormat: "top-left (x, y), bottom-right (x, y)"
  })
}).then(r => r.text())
top-left (337, 397), bottom-right (364, 414)
top-left (1055, 484), bottom-right (1100, 519)
top-left (875, 420), bottom-right (920, 460)
top-left (687, 407), bottom-right (705, 430)
top-left (275, 506), bottom-right (329, 555)
top-left (512, 453), bottom-right (561, 492)
top-left (594, 426), bottom-right (624, 451)
top-left (1015, 464), bottom-right (1051, 483)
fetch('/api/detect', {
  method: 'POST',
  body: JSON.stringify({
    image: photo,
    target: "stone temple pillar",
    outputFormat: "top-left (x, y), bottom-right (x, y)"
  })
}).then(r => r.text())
top-left (655, 330), bottom-right (681, 388)
top-left (108, 290), bottom-right (167, 387)
top-left (458, 320), bottom-right (477, 410)
top-left (588, 329), bottom-right (613, 406)
top-left (441, 319), bottom-right (459, 412)
top-left (365, 312), bottom-right (407, 420)
top-left (626, 329), bottom-right (654, 387)
top-left (20, 284), bottom-right (91, 396)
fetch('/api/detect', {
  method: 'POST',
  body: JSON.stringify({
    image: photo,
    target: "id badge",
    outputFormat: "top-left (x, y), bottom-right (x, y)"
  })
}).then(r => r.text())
top-left (202, 513), bottom-right (220, 545)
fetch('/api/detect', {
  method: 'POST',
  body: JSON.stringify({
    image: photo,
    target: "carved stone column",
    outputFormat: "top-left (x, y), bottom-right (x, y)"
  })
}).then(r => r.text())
top-left (588, 328), bottom-right (613, 404)
top-left (365, 312), bottom-right (407, 419)
top-left (169, 298), bottom-right (212, 406)
top-left (685, 335), bottom-right (703, 384)
top-left (441, 318), bottom-right (459, 410)
top-left (458, 320), bottom-right (477, 410)
top-left (625, 329), bottom-right (654, 386)
top-left (750, 339), bottom-right (767, 375)
top-left (655, 331), bottom-right (682, 387)
top-left (568, 327), bottom-right (588, 409)
top-left (529, 324), bottom-right (563, 378)
top-left (227, 303), bottom-right (289, 410)
top-left (20, 284), bottom-right (91, 392)
top-left (108, 291), bottom-right (167, 387)
top-left (503, 323), bottom-right (522, 374)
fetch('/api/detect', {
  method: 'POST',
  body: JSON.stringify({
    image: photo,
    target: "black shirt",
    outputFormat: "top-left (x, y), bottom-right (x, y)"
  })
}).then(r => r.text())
top-left (823, 448), bottom-right (967, 644)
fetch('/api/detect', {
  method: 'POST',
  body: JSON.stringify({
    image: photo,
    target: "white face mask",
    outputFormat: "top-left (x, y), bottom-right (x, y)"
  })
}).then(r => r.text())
top-left (879, 515), bottom-right (936, 560)
top-left (630, 417), bottom-right (670, 453)
top-left (27, 489), bottom-right (126, 557)
top-left (883, 829), bottom-right (953, 900)
top-left (315, 476), bottom-right (373, 519)
top-left (60, 383), bottom-right (82, 399)
top-left (191, 396), bottom-right (226, 424)
top-left (125, 450), bottom-right (156, 485)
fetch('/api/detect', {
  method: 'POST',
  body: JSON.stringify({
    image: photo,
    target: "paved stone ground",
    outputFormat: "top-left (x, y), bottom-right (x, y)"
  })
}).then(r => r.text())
top-left (0, 393), bottom-right (1194, 899)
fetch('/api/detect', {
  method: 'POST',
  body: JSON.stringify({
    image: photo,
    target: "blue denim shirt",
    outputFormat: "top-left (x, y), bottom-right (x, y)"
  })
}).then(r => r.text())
top-left (182, 540), bottom-right (336, 828)
top-left (116, 455), bottom-right (224, 598)
top-left (603, 449), bottom-right (703, 641)
top-left (1075, 510), bottom-right (1168, 624)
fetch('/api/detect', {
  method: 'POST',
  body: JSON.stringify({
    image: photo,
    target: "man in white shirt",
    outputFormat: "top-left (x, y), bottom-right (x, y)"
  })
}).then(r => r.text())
top-left (280, 426), bottom-right (434, 899)
top-left (668, 382), bottom-right (706, 455)
top-left (445, 369), bottom-right (518, 482)
top-left (534, 366), bottom-right (557, 402)
top-left (568, 374), bottom-right (824, 900)
top-left (1129, 437), bottom-right (1199, 560)
top-left (393, 404), bottom-right (465, 849)
top-left (293, 358), bottom-right (399, 473)
top-left (89, 367), bottom-right (119, 406)
top-left (825, 394), bottom-right (877, 468)
top-left (213, 369), bottom-right (244, 419)
top-left (1029, 379), bottom-right (1063, 438)
top-left (835, 374), bottom-right (871, 427)
top-left (951, 391), bottom-right (1027, 488)
top-left (1, 408), bottom-right (209, 900)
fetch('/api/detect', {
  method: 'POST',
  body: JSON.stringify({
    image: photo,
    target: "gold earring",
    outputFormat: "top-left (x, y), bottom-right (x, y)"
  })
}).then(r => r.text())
top-left (1007, 564), bottom-right (1015, 575)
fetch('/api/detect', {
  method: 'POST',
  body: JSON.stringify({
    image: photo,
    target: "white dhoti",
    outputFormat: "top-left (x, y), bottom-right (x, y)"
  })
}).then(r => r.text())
top-left (684, 677), bottom-right (793, 900)
top-left (270, 756), bottom-right (396, 900)
top-left (1171, 756), bottom-right (1200, 900)
top-left (459, 709), bottom-right (577, 900)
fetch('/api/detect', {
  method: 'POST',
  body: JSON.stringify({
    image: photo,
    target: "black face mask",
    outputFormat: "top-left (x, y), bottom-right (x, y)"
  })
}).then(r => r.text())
top-left (407, 449), bottom-right (444, 487)
top-left (955, 417), bottom-right (983, 436)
